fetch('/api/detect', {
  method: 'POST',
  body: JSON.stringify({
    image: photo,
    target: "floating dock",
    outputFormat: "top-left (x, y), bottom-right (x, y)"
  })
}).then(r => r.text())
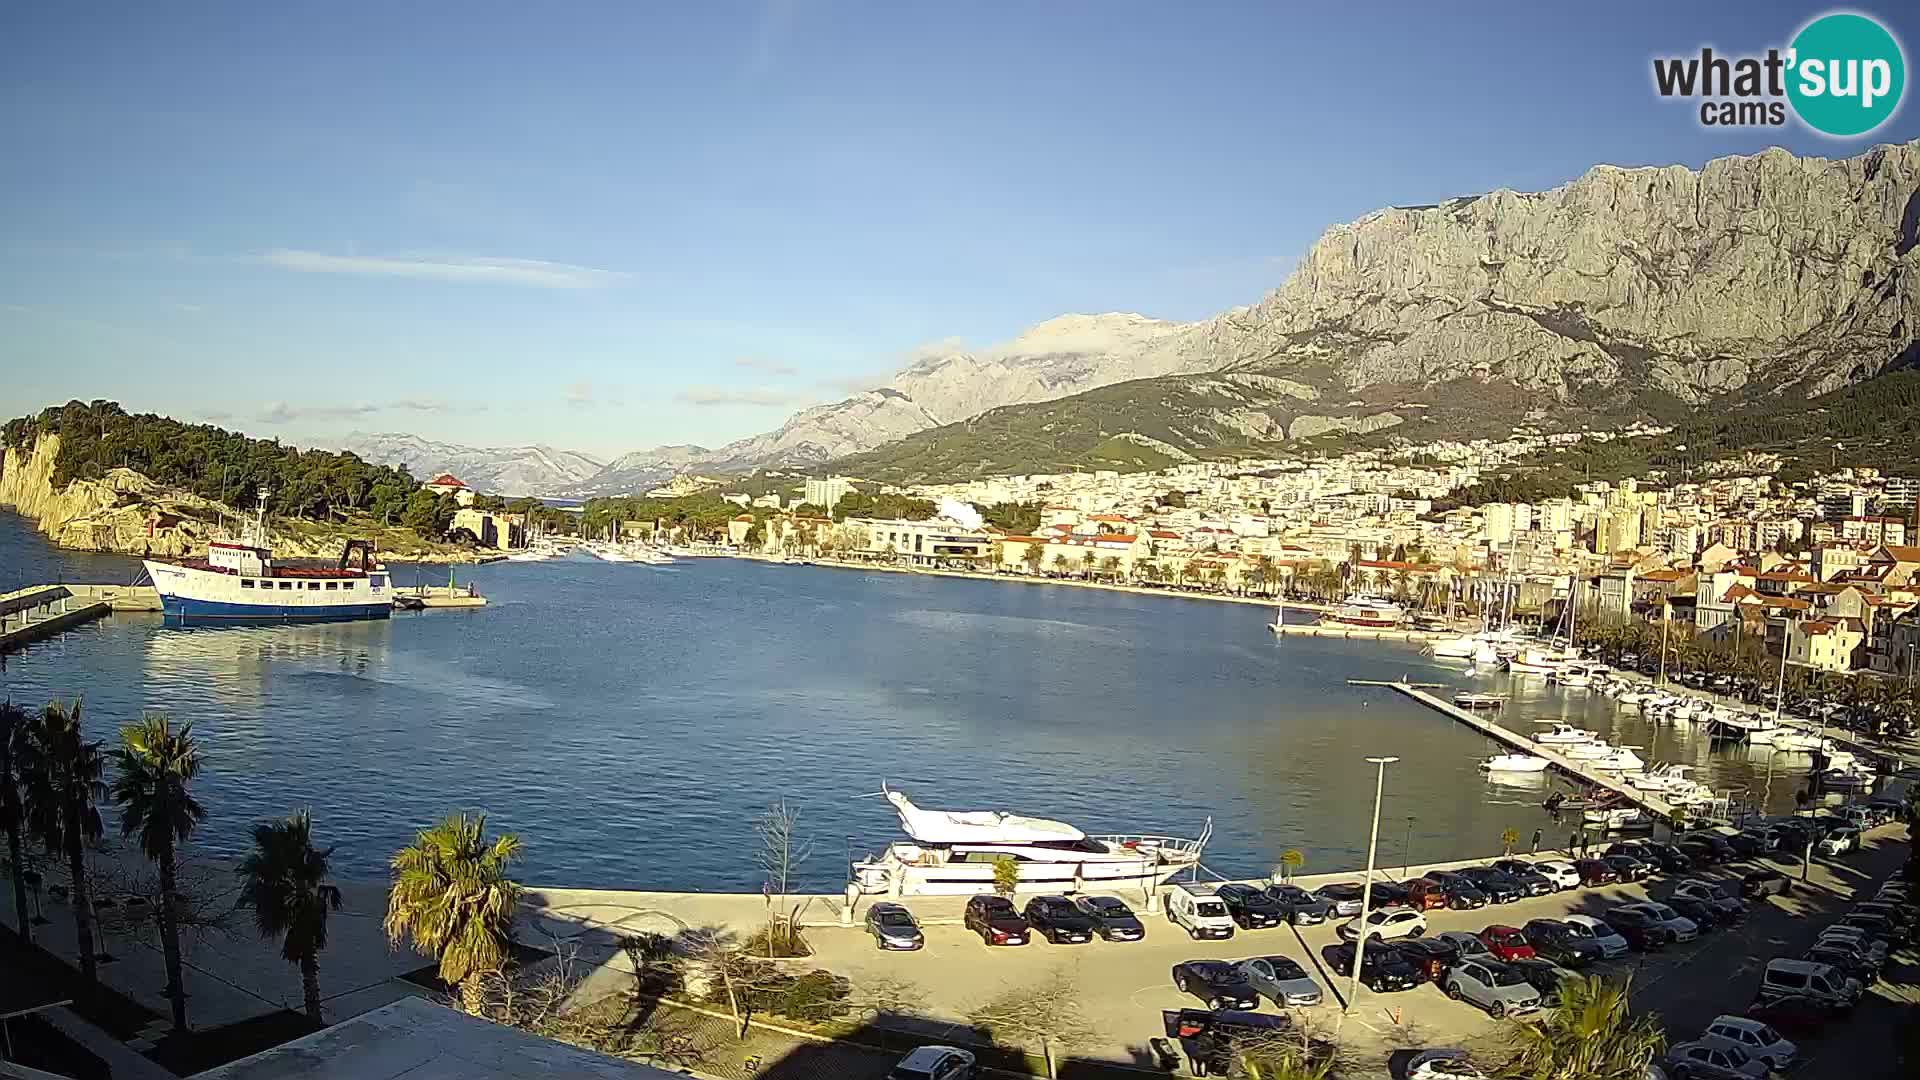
top-left (391, 584), bottom-right (488, 609)
top-left (1352, 679), bottom-right (1678, 820)
top-left (0, 585), bottom-right (114, 654)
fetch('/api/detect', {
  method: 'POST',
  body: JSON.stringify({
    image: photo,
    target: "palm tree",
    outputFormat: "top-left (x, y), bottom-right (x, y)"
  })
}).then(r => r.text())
top-left (111, 713), bottom-right (206, 1033)
top-left (385, 813), bottom-right (522, 1014)
top-left (19, 700), bottom-right (107, 986)
top-left (236, 810), bottom-right (343, 1023)
top-left (1, 702), bottom-right (31, 944)
top-left (1502, 974), bottom-right (1664, 1080)
top-left (1098, 556), bottom-right (1121, 581)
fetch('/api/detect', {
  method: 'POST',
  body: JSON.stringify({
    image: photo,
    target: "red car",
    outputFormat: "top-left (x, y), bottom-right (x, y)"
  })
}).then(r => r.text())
top-left (1478, 924), bottom-right (1537, 962)
top-left (1574, 858), bottom-right (1619, 886)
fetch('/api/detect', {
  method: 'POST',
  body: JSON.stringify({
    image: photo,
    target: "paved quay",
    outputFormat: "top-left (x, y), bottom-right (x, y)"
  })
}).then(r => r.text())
top-left (0, 584), bottom-right (113, 653)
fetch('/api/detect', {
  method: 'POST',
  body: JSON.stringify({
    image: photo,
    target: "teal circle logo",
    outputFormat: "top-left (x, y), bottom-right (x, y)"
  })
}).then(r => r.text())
top-left (1788, 13), bottom-right (1905, 136)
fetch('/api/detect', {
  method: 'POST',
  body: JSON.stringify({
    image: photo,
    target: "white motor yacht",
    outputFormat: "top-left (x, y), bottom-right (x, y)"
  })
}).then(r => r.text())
top-left (1563, 740), bottom-right (1615, 760)
top-left (1533, 723), bottom-right (1595, 745)
top-left (1590, 746), bottom-right (1647, 772)
top-left (850, 786), bottom-right (1210, 896)
top-left (1480, 753), bottom-right (1551, 773)
top-left (1453, 691), bottom-right (1504, 710)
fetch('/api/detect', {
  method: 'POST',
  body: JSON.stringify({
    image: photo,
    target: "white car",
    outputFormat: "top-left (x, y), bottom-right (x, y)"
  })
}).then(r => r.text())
top-left (1699, 1016), bottom-right (1797, 1072)
top-left (1562, 914), bottom-right (1630, 959)
top-left (1531, 859), bottom-right (1582, 890)
top-left (1405, 1049), bottom-right (1486, 1078)
top-left (1337, 906), bottom-right (1427, 942)
top-left (1816, 827), bottom-right (1859, 855)
top-left (1620, 901), bottom-right (1699, 943)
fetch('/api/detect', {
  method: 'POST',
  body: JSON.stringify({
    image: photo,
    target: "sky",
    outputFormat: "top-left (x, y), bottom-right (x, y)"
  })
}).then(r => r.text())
top-left (5, 2), bottom-right (1920, 458)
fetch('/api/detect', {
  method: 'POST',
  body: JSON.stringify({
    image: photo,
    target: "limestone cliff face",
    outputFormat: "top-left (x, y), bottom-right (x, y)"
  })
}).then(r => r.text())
top-left (1196, 142), bottom-right (1920, 404)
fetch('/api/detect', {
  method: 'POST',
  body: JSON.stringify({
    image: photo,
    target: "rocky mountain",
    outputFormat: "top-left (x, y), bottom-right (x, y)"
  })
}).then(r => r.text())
top-left (338, 432), bottom-right (605, 496)
top-left (835, 140), bottom-right (1920, 482)
top-left (569, 313), bottom-right (1206, 493)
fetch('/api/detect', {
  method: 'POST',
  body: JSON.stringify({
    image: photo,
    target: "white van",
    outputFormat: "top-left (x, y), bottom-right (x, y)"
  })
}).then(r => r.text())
top-left (1756, 958), bottom-right (1860, 1009)
top-left (1165, 883), bottom-right (1237, 940)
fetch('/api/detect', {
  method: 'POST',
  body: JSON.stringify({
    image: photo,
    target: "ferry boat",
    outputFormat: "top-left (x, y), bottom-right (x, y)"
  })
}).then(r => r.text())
top-left (850, 786), bottom-right (1210, 896)
top-left (142, 494), bottom-right (392, 623)
top-left (1319, 596), bottom-right (1405, 629)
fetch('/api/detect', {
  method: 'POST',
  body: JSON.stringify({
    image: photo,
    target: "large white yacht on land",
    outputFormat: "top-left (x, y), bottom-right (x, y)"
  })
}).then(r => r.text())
top-left (850, 787), bottom-right (1211, 896)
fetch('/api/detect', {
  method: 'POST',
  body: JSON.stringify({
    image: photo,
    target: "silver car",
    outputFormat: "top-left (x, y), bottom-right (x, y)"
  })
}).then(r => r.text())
top-left (864, 902), bottom-right (925, 950)
top-left (1665, 1039), bottom-right (1765, 1079)
top-left (1234, 955), bottom-right (1324, 1008)
top-left (1443, 958), bottom-right (1542, 1019)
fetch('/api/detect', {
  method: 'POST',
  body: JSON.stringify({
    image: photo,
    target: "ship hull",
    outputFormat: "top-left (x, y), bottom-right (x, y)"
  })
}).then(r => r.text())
top-left (160, 595), bottom-right (391, 623)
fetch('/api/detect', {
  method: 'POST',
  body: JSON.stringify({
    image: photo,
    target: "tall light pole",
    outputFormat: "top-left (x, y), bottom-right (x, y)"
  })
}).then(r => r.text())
top-left (1658, 602), bottom-right (1671, 687)
top-left (1346, 756), bottom-right (1399, 1015)
top-left (1402, 816), bottom-right (1415, 877)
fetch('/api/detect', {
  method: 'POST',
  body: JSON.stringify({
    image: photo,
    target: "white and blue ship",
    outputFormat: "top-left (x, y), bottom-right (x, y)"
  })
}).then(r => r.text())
top-left (143, 495), bottom-right (391, 624)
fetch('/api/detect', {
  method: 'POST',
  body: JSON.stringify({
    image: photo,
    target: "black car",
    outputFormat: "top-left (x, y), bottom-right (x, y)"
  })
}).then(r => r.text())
top-left (1490, 860), bottom-right (1557, 896)
top-left (1459, 868), bottom-right (1522, 904)
top-left (1215, 883), bottom-right (1287, 929)
top-left (1505, 957), bottom-right (1574, 1006)
top-left (1678, 836), bottom-right (1736, 865)
top-left (1071, 895), bottom-right (1145, 941)
top-left (1387, 936), bottom-right (1460, 982)
top-left (1804, 942), bottom-right (1880, 984)
top-left (1637, 842), bottom-right (1700, 873)
top-left (1726, 831), bottom-right (1770, 858)
top-left (1171, 959), bottom-right (1261, 1011)
top-left (1601, 854), bottom-right (1651, 883)
top-left (1744, 994), bottom-right (1838, 1033)
top-left (1603, 906), bottom-right (1674, 951)
top-left (1022, 895), bottom-right (1096, 944)
top-left (1314, 882), bottom-right (1367, 917)
top-left (1664, 895), bottom-right (1726, 932)
top-left (1263, 883), bottom-right (1333, 925)
top-left (1839, 911), bottom-right (1904, 946)
top-left (1427, 871), bottom-right (1490, 909)
top-left (1520, 919), bottom-right (1601, 967)
top-left (1320, 942), bottom-right (1423, 992)
top-left (1670, 879), bottom-right (1747, 922)
top-left (963, 895), bottom-right (1030, 946)
top-left (1161, 1009), bottom-right (1301, 1076)
top-left (1366, 881), bottom-right (1411, 909)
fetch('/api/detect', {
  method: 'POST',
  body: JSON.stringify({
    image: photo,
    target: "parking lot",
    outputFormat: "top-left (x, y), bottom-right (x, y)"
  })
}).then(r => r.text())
top-left (807, 821), bottom-right (1915, 1077)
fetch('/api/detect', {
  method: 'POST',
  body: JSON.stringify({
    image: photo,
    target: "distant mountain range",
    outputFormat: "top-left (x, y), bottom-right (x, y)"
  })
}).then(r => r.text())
top-left (338, 432), bottom-right (605, 496)
top-left (350, 140), bottom-right (1920, 494)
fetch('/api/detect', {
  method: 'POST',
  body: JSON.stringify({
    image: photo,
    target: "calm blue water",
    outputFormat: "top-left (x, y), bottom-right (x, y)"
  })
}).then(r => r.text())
top-left (0, 511), bottom-right (1794, 891)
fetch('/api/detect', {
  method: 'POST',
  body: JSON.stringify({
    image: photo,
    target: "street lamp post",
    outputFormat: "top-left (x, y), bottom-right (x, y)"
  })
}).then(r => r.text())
top-left (1345, 756), bottom-right (1399, 1016)
top-left (1402, 816), bottom-right (1415, 877)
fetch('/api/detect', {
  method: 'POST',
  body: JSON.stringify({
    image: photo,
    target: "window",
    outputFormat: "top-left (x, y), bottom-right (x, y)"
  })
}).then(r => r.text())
top-left (308, 582), bottom-right (321, 591)
top-left (325, 581), bottom-right (338, 590)
top-left (278, 581), bottom-right (293, 591)
top-left (240, 579), bottom-right (255, 589)
top-left (370, 575), bottom-right (386, 589)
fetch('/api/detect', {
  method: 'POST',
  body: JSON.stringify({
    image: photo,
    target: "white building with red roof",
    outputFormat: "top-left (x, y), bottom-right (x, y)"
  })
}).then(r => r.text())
top-left (423, 473), bottom-right (476, 506)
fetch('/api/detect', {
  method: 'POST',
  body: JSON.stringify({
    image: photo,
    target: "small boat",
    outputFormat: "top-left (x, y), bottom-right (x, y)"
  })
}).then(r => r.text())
top-left (1563, 740), bottom-right (1615, 760)
top-left (1533, 723), bottom-right (1595, 745)
top-left (1318, 596), bottom-right (1406, 629)
top-left (1585, 807), bottom-right (1654, 831)
top-left (1480, 753), bottom-right (1551, 773)
top-left (1550, 663), bottom-right (1596, 688)
top-left (1589, 747), bottom-right (1647, 772)
top-left (1453, 691), bottom-right (1504, 710)
top-left (1430, 635), bottom-right (1480, 658)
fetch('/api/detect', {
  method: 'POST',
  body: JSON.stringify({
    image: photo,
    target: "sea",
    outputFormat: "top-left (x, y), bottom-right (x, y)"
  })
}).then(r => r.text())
top-left (0, 510), bottom-right (1814, 892)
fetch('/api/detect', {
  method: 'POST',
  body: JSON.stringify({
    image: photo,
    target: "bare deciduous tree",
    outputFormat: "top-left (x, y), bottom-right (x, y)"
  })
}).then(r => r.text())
top-left (755, 799), bottom-right (814, 957)
top-left (466, 935), bottom-right (714, 1071)
top-left (968, 969), bottom-right (1098, 1079)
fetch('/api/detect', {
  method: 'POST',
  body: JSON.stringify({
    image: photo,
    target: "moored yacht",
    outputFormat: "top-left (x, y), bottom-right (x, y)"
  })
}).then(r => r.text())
top-left (850, 787), bottom-right (1211, 896)
top-left (1533, 723), bottom-right (1594, 745)
top-left (1319, 596), bottom-right (1405, 628)
top-left (142, 493), bottom-right (391, 623)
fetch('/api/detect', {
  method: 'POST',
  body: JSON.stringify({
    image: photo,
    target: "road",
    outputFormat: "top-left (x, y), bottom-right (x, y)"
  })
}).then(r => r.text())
top-left (802, 823), bottom-right (1915, 1078)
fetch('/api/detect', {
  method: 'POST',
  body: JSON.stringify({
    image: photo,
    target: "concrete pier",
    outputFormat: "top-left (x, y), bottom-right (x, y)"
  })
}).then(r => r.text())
top-left (1353, 678), bottom-right (1679, 819)
top-left (0, 585), bottom-right (113, 654)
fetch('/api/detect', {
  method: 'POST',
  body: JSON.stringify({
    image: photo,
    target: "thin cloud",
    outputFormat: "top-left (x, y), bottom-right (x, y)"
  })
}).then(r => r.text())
top-left (258, 402), bottom-right (383, 424)
top-left (260, 249), bottom-right (622, 289)
top-left (392, 398), bottom-right (486, 414)
top-left (733, 357), bottom-right (798, 377)
top-left (565, 380), bottom-right (597, 408)
top-left (675, 386), bottom-right (800, 408)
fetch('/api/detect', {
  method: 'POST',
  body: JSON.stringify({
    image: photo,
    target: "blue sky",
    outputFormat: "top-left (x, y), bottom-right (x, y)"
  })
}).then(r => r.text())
top-left (4, 2), bottom-right (1918, 458)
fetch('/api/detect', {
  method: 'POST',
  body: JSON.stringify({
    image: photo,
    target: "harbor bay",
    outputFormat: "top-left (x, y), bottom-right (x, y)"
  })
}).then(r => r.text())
top-left (0, 510), bottom-right (1814, 892)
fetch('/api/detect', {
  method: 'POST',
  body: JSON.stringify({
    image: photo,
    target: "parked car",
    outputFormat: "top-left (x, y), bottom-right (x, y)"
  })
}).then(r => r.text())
top-left (1022, 895), bottom-right (1096, 944)
top-left (1071, 895), bottom-right (1145, 941)
top-left (1875, 881), bottom-right (1910, 904)
top-left (1403, 1049), bottom-right (1487, 1078)
top-left (1215, 883), bottom-right (1288, 930)
top-left (1264, 883), bottom-right (1333, 925)
top-left (1743, 994), bottom-right (1838, 1033)
top-left (1166, 883), bottom-right (1237, 940)
top-left (1367, 881), bottom-right (1411, 909)
top-left (1853, 900), bottom-right (1914, 936)
top-left (1755, 958), bottom-right (1861, 1010)
top-left (1665, 1039), bottom-right (1766, 1079)
top-left (1725, 832), bottom-right (1770, 858)
top-left (1520, 919), bottom-right (1601, 967)
top-left (1529, 859), bottom-right (1582, 890)
top-left (1443, 958), bottom-right (1543, 1019)
top-left (1678, 836), bottom-right (1736, 865)
top-left (1697, 1016), bottom-right (1796, 1072)
top-left (1560, 915), bottom-right (1630, 959)
top-left (865, 902), bottom-right (925, 950)
top-left (1315, 882), bottom-right (1369, 917)
top-left (1597, 906), bottom-right (1673, 951)
top-left (1321, 942), bottom-right (1423, 992)
top-left (1601, 854), bottom-right (1652, 883)
top-left (1620, 901), bottom-right (1698, 942)
top-left (1433, 929), bottom-right (1496, 963)
top-left (1160, 1009), bottom-right (1295, 1077)
top-left (1401, 877), bottom-right (1452, 911)
top-left (1635, 842), bottom-right (1699, 873)
top-left (887, 1045), bottom-right (977, 1080)
top-left (1816, 925), bottom-right (1890, 966)
top-left (1338, 906), bottom-right (1427, 942)
top-left (1573, 858), bottom-right (1619, 886)
top-left (1426, 871), bottom-right (1490, 909)
top-left (963, 895), bottom-right (1029, 946)
top-left (1477, 924), bottom-right (1536, 962)
top-left (1171, 959), bottom-right (1261, 1011)
top-left (1740, 868), bottom-right (1791, 898)
top-left (1838, 910), bottom-right (1904, 946)
top-left (1458, 868), bottom-right (1523, 904)
top-left (1802, 941), bottom-right (1879, 984)
top-left (1388, 937), bottom-right (1461, 982)
top-left (1671, 879), bottom-right (1747, 921)
top-left (1489, 860), bottom-right (1557, 896)
top-left (1664, 895), bottom-right (1728, 932)
top-left (1235, 955), bottom-right (1324, 1008)
top-left (1505, 957), bottom-right (1577, 1007)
